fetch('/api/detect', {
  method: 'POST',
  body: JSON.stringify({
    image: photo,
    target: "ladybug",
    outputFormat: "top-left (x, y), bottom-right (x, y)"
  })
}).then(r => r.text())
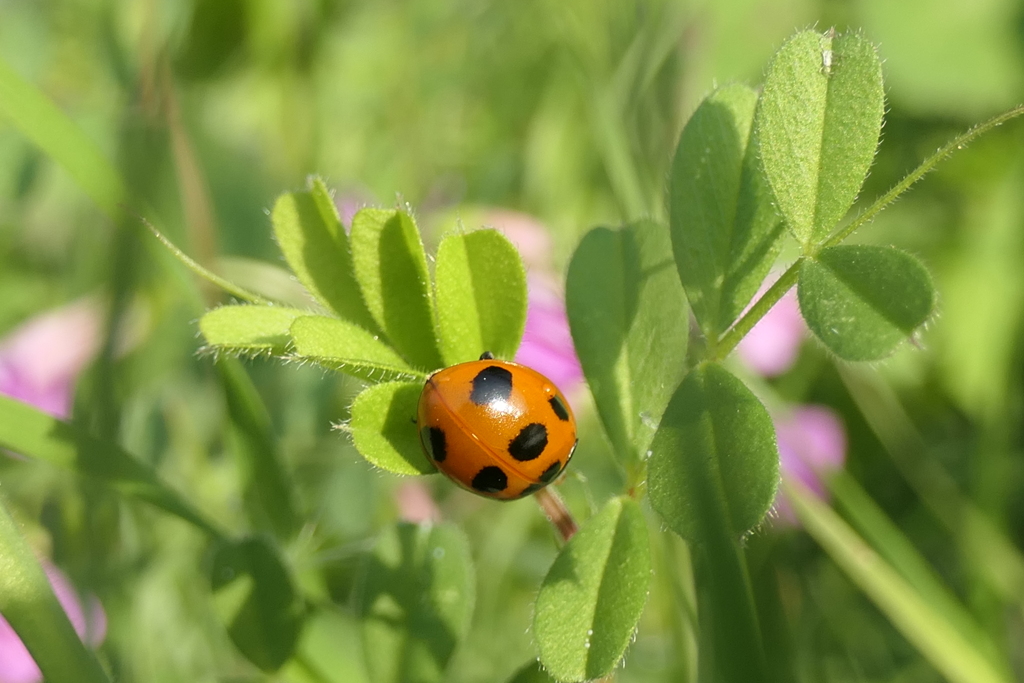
top-left (417, 352), bottom-right (577, 500)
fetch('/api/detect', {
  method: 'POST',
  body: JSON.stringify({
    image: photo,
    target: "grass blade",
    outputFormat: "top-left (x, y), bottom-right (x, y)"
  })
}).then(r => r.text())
top-left (0, 496), bottom-right (111, 683)
top-left (786, 478), bottom-right (1011, 683)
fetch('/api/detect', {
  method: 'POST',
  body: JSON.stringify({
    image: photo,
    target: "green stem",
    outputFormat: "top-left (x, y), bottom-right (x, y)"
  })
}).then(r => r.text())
top-left (712, 105), bottom-right (1024, 362)
top-left (143, 218), bottom-right (270, 305)
top-left (822, 104), bottom-right (1024, 249)
top-left (0, 496), bottom-right (111, 683)
top-left (714, 260), bottom-right (803, 361)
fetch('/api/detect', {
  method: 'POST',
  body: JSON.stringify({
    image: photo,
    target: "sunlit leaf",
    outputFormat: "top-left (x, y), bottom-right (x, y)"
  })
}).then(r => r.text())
top-left (566, 222), bottom-right (689, 465)
top-left (434, 229), bottom-right (527, 365)
top-left (798, 245), bottom-right (935, 361)
top-left (211, 536), bottom-right (306, 672)
top-left (669, 83), bottom-right (783, 339)
top-left (349, 208), bottom-right (443, 371)
top-left (200, 305), bottom-right (306, 354)
top-left (357, 522), bottom-right (474, 683)
top-left (348, 382), bottom-right (436, 475)
top-left (534, 497), bottom-right (650, 682)
top-left (290, 315), bottom-right (426, 383)
top-left (271, 179), bottom-right (378, 330)
top-left (757, 30), bottom-right (884, 248)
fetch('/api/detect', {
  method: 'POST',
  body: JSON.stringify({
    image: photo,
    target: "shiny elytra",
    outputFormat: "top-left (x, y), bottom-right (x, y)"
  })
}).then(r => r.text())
top-left (417, 356), bottom-right (577, 500)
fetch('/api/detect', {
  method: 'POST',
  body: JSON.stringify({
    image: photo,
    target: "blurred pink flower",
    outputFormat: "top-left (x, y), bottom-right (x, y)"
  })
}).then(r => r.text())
top-left (736, 286), bottom-right (805, 377)
top-left (772, 405), bottom-right (847, 526)
top-left (394, 481), bottom-right (441, 524)
top-left (0, 563), bottom-right (106, 683)
top-left (515, 273), bottom-right (584, 397)
top-left (0, 300), bottom-right (103, 419)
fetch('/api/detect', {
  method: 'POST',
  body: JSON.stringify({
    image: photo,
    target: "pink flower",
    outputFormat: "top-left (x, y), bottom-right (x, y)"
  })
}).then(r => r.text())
top-left (0, 563), bottom-right (106, 683)
top-left (772, 405), bottom-right (847, 526)
top-left (515, 274), bottom-right (584, 397)
top-left (736, 286), bottom-right (805, 377)
top-left (0, 300), bottom-right (103, 419)
top-left (394, 481), bottom-right (441, 523)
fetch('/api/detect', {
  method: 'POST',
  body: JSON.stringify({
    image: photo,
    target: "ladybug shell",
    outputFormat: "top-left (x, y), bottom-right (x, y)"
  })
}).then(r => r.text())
top-left (417, 359), bottom-right (577, 500)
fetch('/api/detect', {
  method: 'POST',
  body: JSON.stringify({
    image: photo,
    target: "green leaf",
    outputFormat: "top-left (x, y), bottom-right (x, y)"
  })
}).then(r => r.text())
top-left (647, 364), bottom-right (776, 682)
top-left (0, 56), bottom-right (125, 220)
top-left (357, 522), bottom-right (475, 683)
top-left (669, 83), bottom-right (784, 339)
top-left (0, 394), bottom-right (224, 538)
top-left (0, 496), bottom-right (111, 683)
top-left (798, 245), bottom-right (935, 361)
top-left (348, 382), bottom-right (436, 475)
top-left (506, 661), bottom-right (558, 683)
top-left (566, 222), bottom-right (689, 467)
top-left (534, 497), bottom-right (651, 683)
top-left (218, 359), bottom-right (300, 539)
top-left (350, 208), bottom-right (444, 371)
top-left (211, 536), bottom-right (306, 672)
top-left (289, 315), bottom-right (427, 383)
top-left (757, 30), bottom-right (885, 248)
top-left (647, 363), bottom-right (778, 542)
top-left (271, 178), bottom-right (379, 330)
top-left (200, 305), bottom-right (307, 354)
top-left (786, 478), bottom-right (1013, 683)
top-left (434, 229), bottom-right (527, 365)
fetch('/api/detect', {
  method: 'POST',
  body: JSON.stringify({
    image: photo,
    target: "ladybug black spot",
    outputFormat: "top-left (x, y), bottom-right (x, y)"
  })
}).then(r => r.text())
top-left (539, 460), bottom-right (562, 483)
top-left (519, 482), bottom-right (544, 497)
top-left (508, 423), bottom-right (548, 461)
top-left (471, 466), bottom-right (508, 493)
top-left (420, 426), bottom-right (446, 462)
top-left (548, 395), bottom-right (570, 421)
top-left (470, 365), bottom-right (513, 405)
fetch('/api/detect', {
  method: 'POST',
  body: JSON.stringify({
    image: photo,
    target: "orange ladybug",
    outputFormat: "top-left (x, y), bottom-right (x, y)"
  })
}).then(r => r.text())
top-left (417, 352), bottom-right (577, 500)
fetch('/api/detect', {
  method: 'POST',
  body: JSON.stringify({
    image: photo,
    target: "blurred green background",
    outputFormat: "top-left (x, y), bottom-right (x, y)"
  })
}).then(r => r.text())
top-left (2, 0), bottom-right (1024, 681)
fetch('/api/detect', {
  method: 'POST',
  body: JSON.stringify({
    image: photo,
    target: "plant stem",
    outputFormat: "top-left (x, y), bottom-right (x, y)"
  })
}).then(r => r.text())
top-left (143, 218), bottom-right (271, 305)
top-left (822, 104), bottom-right (1024, 249)
top-left (714, 260), bottom-right (803, 361)
top-left (535, 487), bottom-right (579, 542)
top-left (712, 105), bottom-right (1024, 362)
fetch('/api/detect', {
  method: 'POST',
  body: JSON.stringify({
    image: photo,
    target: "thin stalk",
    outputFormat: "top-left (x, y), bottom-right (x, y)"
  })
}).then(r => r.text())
top-left (822, 104), bottom-right (1024, 249)
top-left (143, 218), bottom-right (270, 305)
top-left (535, 487), bottom-right (579, 542)
top-left (714, 260), bottom-right (803, 361)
